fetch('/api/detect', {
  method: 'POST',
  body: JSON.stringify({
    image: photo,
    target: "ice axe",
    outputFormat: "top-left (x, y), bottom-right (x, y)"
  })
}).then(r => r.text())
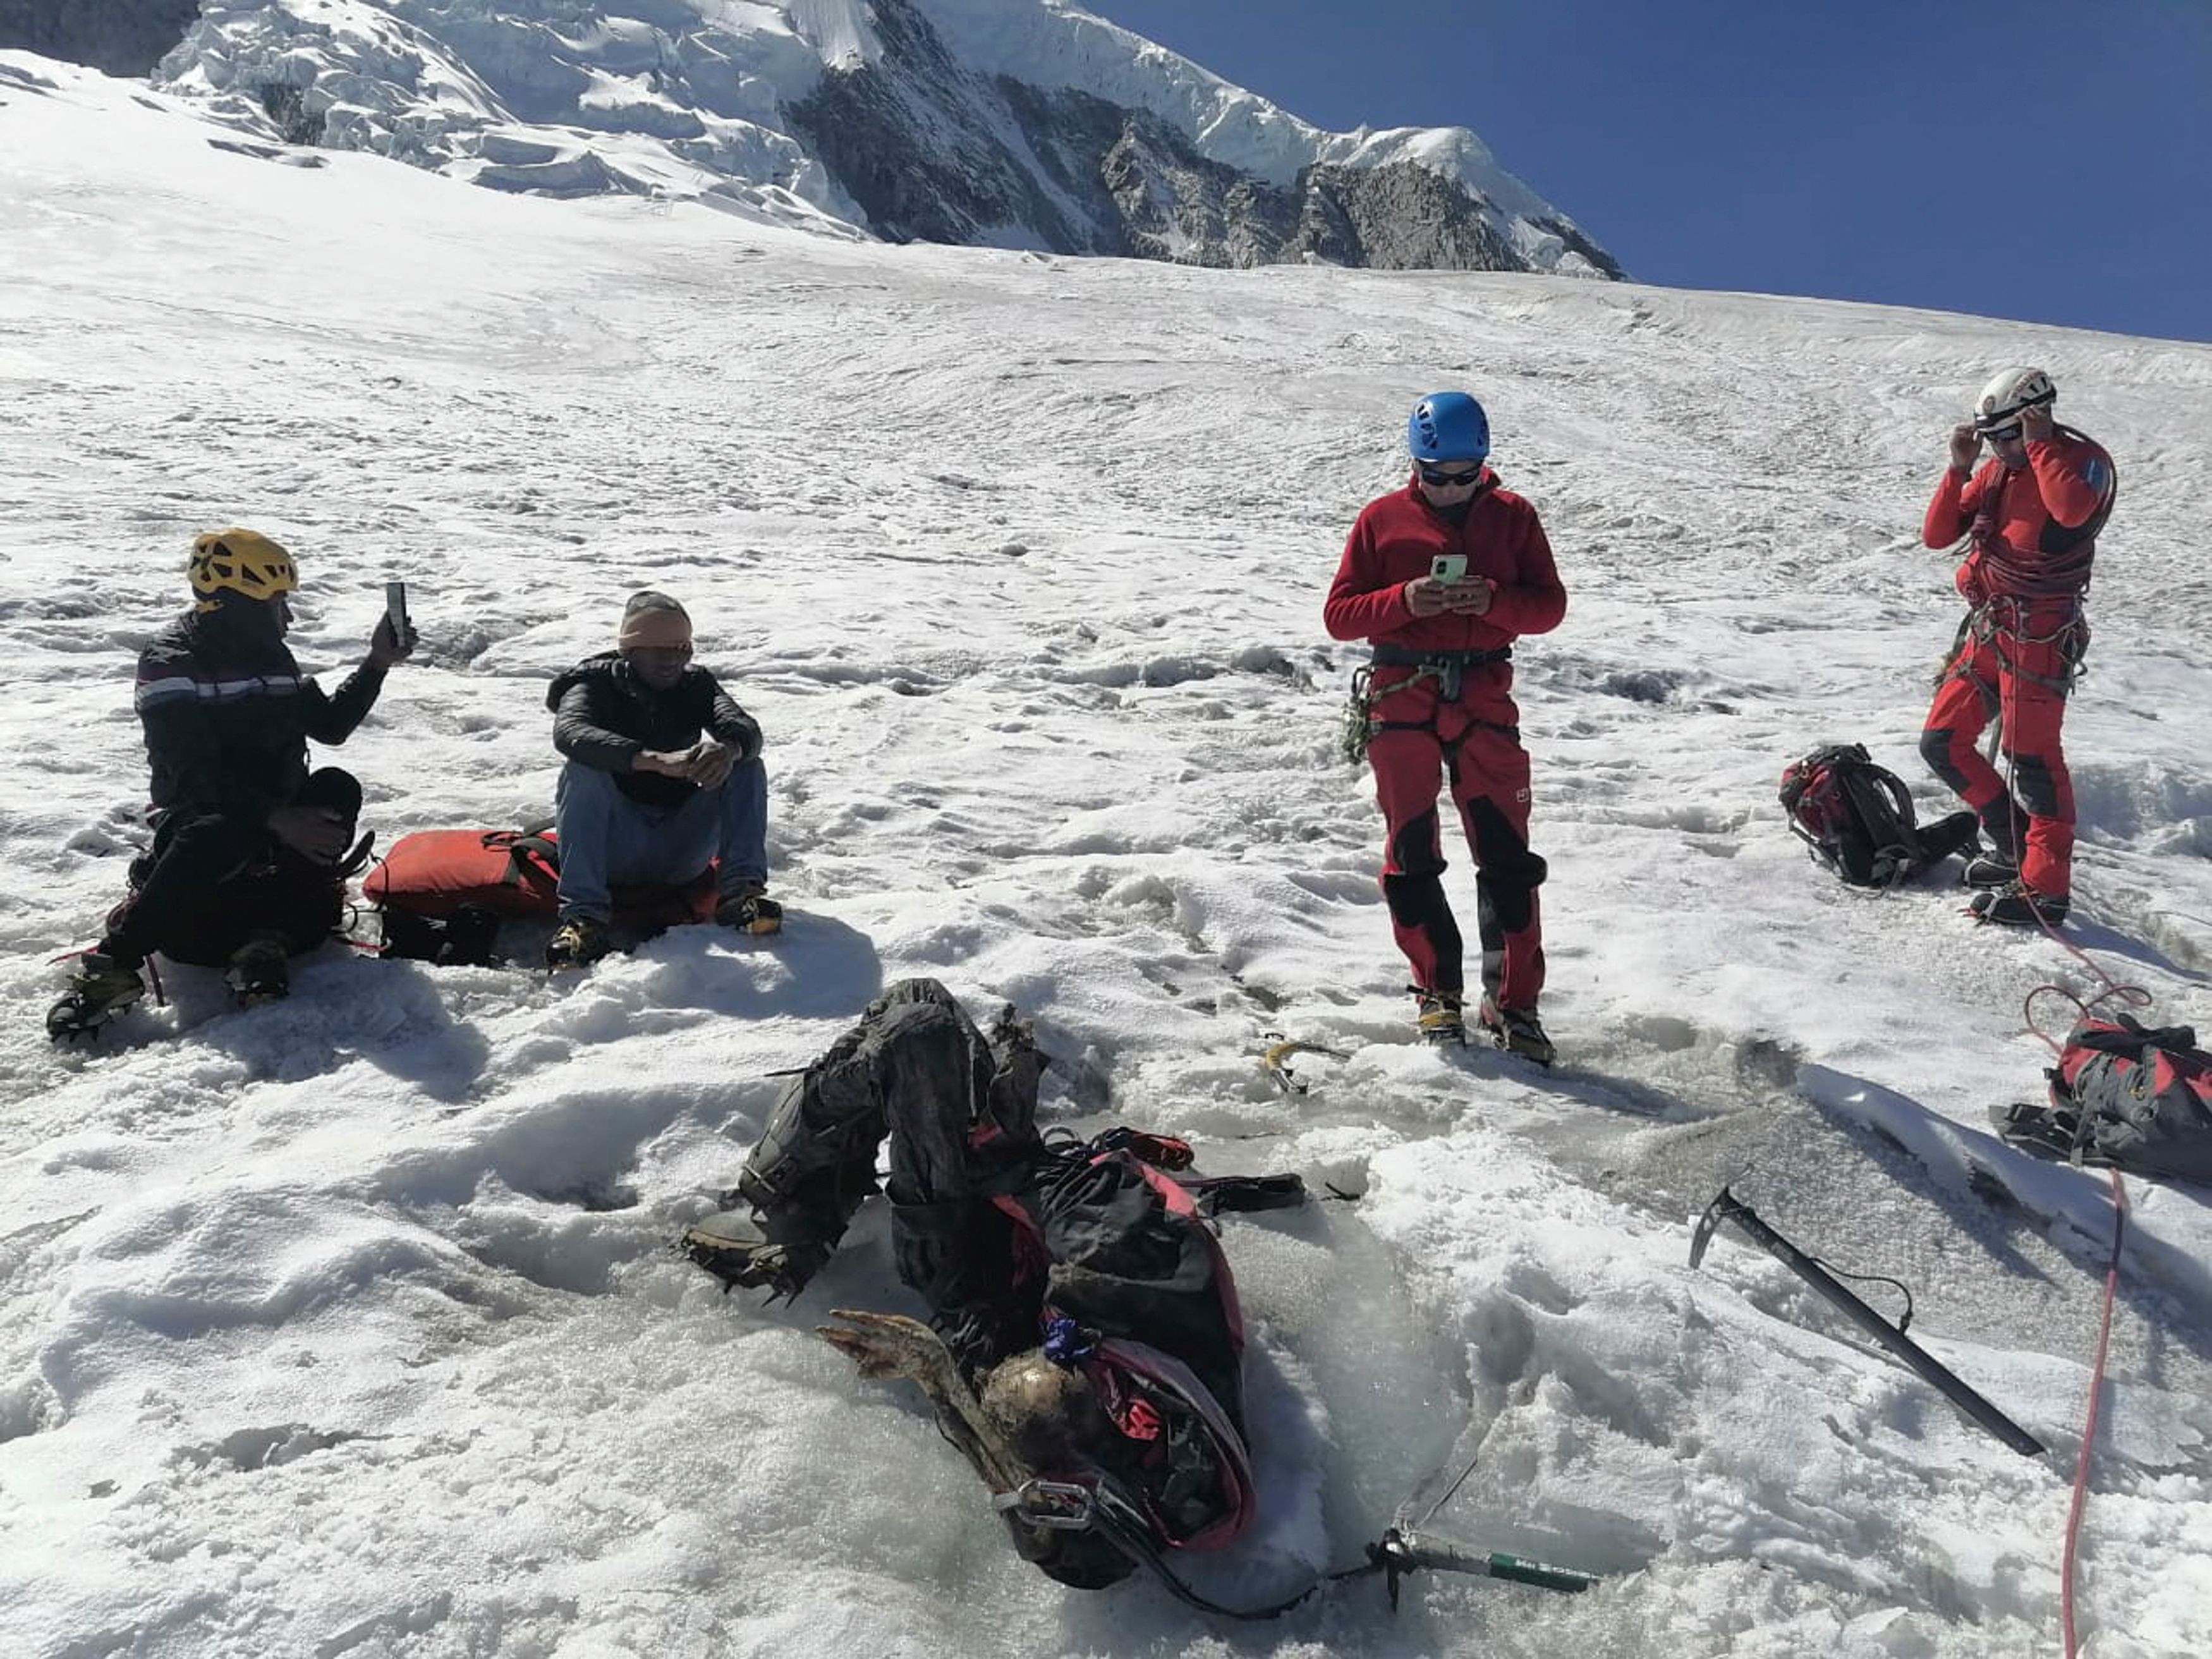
top-left (1366, 1518), bottom-right (1600, 1610)
top-left (1691, 1186), bottom-right (2045, 1457)
top-left (1258, 1033), bottom-right (1352, 1095)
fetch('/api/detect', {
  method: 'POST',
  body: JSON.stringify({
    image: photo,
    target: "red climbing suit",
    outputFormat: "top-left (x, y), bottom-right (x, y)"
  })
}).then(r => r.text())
top-left (1918, 430), bottom-right (2115, 901)
top-left (1325, 472), bottom-right (1567, 1009)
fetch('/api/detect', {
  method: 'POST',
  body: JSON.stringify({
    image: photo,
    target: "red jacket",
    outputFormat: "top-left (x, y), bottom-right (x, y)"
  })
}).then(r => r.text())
top-left (1923, 431), bottom-right (2113, 604)
top-left (1323, 473), bottom-right (1567, 660)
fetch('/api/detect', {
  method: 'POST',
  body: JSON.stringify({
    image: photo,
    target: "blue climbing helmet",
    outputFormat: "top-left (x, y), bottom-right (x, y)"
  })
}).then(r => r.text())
top-left (1407, 392), bottom-right (1490, 463)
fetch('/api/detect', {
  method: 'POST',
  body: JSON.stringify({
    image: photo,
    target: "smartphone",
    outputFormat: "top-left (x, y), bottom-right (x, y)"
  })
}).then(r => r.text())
top-left (385, 580), bottom-right (410, 634)
top-left (1430, 553), bottom-right (1468, 585)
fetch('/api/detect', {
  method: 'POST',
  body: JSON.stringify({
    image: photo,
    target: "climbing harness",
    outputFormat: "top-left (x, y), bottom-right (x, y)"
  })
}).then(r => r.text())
top-left (1939, 597), bottom-right (2092, 700)
top-left (1340, 644), bottom-right (1515, 765)
top-left (1938, 425), bottom-right (2116, 701)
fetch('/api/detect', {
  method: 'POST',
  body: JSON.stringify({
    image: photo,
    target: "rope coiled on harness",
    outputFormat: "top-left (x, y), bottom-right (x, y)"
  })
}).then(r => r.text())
top-left (1963, 424), bottom-right (2114, 602)
top-left (1340, 645), bottom-right (1517, 766)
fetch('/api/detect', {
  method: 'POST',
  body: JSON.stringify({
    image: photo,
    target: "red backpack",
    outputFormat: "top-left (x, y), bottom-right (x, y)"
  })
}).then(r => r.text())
top-left (363, 830), bottom-right (561, 918)
top-left (1995, 1015), bottom-right (2212, 1183)
top-left (362, 829), bottom-right (717, 964)
top-left (1780, 743), bottom-right (1978, 887)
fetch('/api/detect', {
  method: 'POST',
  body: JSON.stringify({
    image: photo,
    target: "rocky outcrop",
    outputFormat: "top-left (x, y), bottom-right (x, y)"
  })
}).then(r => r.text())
top-left (795, 30), bottom-right (1584, 276)
top-left (785, 3), bottom-right (1105, 252)
top-left (0, 0), bottom-right (200, 78)
top-left (789, 0), bottom-right (1620, 275)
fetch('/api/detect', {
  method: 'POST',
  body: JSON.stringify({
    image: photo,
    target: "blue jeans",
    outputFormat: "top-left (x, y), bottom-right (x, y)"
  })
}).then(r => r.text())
top-left (554, 760), bottom-right (769, 923)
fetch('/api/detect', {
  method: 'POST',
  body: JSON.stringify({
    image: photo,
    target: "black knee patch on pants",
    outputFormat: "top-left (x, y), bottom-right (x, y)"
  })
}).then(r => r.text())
top-left (1388, 808), bottom-right (1446, 880)
top-left (1465, 799), bottom-right (1545, 934)
top-left (2007, 752), bottom-right (2062, 818)
top-left (1919, 727), bottom-right (1971, 794)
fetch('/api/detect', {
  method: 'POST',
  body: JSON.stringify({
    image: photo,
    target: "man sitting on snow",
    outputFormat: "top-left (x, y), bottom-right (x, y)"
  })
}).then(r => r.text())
top-left (681, 978), bottom-right (1301, 1589)
top-left (543, 590), bottom-right (777, 968)
top-left (48, 528), bottom-right (415, 1039)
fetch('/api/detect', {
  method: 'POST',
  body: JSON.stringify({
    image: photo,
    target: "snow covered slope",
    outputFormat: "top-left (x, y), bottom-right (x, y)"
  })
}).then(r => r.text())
top-left (3, 54), bottom-right (2210, 1659)
top-left (133, 0), bottom-right (1620, 271)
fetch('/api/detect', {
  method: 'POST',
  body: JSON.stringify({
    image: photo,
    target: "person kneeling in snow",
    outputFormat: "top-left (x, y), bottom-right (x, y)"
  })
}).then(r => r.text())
top-left (48, 529), bottom-right (415, 1040)
top-left (544, 590), bottom-right (777, 968)
top-left (681, 978), bottom-right (1300, 1589)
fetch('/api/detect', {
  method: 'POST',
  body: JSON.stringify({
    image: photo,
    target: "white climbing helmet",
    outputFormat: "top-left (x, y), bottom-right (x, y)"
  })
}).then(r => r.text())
top-left (1972, 367), bottom-right (2056, 433)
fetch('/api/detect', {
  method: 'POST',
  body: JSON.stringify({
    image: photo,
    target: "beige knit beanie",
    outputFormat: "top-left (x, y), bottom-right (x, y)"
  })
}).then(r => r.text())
top-left (617, 590), bottom-right (692, 651)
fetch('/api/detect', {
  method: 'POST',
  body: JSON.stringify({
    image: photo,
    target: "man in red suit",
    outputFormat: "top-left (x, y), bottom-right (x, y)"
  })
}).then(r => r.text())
top-left (1325, 393), bottom-right (1567, 1062)
top-left (1918, 368), bottom-right (2117, 927)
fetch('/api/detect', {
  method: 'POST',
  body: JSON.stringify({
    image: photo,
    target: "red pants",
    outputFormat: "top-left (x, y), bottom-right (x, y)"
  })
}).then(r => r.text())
top-left (1919, 618), bottom-right (2078, 899)
top-left (1368, 681), bottom-right (1547, 1009)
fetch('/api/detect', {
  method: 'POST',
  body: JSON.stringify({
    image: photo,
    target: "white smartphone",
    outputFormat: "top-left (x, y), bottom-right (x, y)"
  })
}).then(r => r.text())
top-left (385, 580), bottom-right (410, 634)
top-left (1430, 553), bottom-right (1468, 585)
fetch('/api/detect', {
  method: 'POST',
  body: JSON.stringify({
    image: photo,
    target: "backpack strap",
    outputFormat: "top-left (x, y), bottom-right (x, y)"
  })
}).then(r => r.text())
top-left (481, 829), bottom-right (561, 888)
top-left (507, 833), bottom-right (561, 874)
top-left (2065, 1014), bottom-right (2199, 1061)
top-left (1837, 760), bottom-right (1919, 885)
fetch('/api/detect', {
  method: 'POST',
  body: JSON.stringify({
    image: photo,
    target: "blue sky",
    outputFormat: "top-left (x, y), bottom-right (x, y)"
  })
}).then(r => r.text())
top-left (1088, 1), bottom-right (2212, 344)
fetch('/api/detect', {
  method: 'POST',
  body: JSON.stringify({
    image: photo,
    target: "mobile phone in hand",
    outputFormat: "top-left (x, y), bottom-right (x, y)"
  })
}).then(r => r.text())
top-left (1430, 553), bottom-right (1468, 585)
top-left (385, 580), bottom-right (410, 635)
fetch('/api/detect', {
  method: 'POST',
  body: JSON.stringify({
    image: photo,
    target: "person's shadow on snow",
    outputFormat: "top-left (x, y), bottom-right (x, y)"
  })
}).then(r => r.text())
top-left (164, 944), bottom-right (496, 1100)
top-left (624, 906), bottom-right (885, 1021)
top-left (2053, 908), bottom-right (2208, 987)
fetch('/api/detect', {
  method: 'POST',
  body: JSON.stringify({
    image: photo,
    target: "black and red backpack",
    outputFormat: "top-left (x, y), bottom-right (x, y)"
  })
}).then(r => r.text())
top-left (984, 1133), bottom-right (1292, 1580)
top-left (1780, 743), bottom-right (1979, 888)
top-left (1996, 1015), bottom-right (2212, 1183)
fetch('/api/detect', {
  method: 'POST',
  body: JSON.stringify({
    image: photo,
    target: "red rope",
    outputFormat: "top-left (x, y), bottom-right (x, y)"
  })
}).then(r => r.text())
top-left (1998, 779), bottom-right (2138, 1659)
top-left (2060, 1168), bottom-right (2126, 1659)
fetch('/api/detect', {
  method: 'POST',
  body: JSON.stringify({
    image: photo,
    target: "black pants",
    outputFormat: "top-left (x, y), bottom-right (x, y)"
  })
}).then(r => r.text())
top-left (737, 978), bottom-right (1244, 1413)
top-left (737, 978), bottom-right (1049, 1370)
top-left (100, 769), bottom-right (360, 968)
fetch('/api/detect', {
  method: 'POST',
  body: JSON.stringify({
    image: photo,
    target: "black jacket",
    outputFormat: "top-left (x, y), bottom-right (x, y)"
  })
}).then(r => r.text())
top-left (135, 606), bottom-right (386, 821)
top-left (547, 652), bottom-right (762, 809)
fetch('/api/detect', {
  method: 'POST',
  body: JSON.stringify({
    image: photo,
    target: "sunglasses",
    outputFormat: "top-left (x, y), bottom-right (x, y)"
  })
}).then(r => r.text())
top-left (1980, 423), bottom-right (2024, 443)
top-left (1418, 464), bottom-right (1485, 487)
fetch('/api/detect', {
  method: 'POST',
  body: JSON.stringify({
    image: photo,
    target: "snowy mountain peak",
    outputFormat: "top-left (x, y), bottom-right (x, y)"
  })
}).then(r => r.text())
top-left (121, 0), bottom-right (1622, 274)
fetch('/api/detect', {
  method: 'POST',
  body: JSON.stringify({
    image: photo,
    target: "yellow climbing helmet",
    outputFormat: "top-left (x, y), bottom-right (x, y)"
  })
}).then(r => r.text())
top-left (188, 528), bottom-right (298, 606)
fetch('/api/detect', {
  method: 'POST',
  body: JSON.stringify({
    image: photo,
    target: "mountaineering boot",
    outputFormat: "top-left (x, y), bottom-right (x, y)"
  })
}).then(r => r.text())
top-left (715, 883), bottom-right (783, 936)
top-left (681, 1206), bottom-right (834, 1300)
top-left (1414, 988), bottom-right (1465, 1045)
top-left (46, 953), bottom-right (147, 1042)
top-left (1962, 854), bottom-right (2020, 890)
top-left (545, 912), bottom-right (612, 970)
top-left (226, 936), bottom-right (291, 1007)
top-left (1480, 997), bottom-right (1557, 1067)
top-left (1971, 885), bottom-right (2070, 928)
